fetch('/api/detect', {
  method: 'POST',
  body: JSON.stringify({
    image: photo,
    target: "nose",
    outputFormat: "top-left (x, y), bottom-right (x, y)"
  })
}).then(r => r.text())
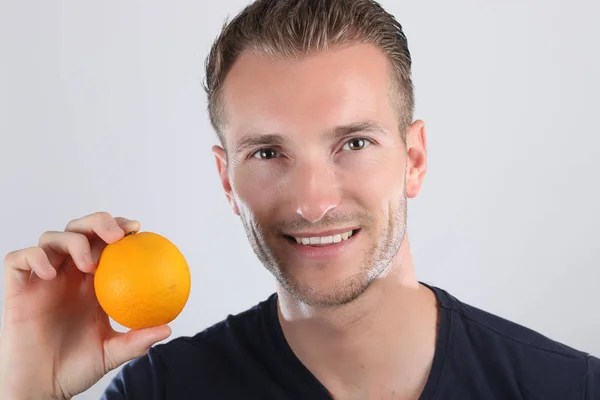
top-left (289, 161), bottom-right (341, 223)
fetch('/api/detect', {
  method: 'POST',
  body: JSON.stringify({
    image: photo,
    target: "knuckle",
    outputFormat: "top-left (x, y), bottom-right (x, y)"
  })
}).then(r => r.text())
top-left (93, 211), bottom-right (113, 221)
top-left (62, 231), bottom-right (89, 251)
top-left (65, 211), bottom-right (113, 231)
top-left (31, 246), bottom-right (47, 260)
top-left (38, 230), bottom-right (58, 244)
top-left (93, 211), bottom-right (119, 231)
top-left (113, 216), bottom-right (127, 224)
top-left (64, 218), bottom-right (78, 231)
top-left (3, 249), bottom-right (19, 267)
top-left (3, 246), bottom-right (38, 268)
top-left (65, 215), bottom-right (83, 230)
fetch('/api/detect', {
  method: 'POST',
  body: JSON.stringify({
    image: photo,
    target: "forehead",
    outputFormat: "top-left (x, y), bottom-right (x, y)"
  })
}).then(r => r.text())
top-left (220, 43), bottom-right (396, 144)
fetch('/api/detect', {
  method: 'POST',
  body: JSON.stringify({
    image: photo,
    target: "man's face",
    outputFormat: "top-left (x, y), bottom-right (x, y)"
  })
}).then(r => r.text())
top-left (213, 43), bottom-right (426, 307)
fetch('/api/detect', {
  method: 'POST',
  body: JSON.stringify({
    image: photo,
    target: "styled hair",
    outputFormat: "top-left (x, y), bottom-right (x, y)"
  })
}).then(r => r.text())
top-left (203, 0), bottom-right (414, 147)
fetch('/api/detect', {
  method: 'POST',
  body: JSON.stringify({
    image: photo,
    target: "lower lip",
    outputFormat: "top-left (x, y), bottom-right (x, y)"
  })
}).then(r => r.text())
top-left (284, 230), bottom-right (360, 260)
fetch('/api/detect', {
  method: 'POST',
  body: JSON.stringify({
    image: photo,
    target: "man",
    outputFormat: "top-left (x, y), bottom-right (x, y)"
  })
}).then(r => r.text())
top-left (1, 0), bottom-right (599, 399)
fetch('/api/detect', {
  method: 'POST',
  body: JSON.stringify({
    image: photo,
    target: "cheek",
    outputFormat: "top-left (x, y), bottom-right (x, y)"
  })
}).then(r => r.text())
top-left (232, 164), bottom-right (285, 213)
top-left (338, 152), bottom-right (405, 199)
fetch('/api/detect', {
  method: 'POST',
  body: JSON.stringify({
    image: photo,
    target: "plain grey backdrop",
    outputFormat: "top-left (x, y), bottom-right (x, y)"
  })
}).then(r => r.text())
top-left (1, 0), bottom-right (599, 398)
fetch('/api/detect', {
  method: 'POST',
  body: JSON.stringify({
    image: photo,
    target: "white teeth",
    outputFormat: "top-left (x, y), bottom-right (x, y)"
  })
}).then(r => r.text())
top-left (292, 230), bottom-right (355, 246)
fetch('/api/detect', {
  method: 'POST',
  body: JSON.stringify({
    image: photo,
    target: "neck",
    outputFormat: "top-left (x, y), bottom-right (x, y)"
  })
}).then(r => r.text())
top-left (276, 234), bottom-right (439, 399)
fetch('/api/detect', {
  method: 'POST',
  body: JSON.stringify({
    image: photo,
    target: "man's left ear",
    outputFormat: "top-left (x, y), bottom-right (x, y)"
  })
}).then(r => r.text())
top-left (405, 119), bottom-right (428, 199)
top-left (212, 145), bottom-right (241, 216)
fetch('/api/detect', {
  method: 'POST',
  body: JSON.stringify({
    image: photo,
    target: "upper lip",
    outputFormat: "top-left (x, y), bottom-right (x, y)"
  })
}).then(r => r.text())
top-left (284, 227), bottom-right (359, 238)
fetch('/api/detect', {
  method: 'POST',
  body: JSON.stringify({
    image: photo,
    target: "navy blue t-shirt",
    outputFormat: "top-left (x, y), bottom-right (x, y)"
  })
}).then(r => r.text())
top-left (101, 283), bottom-right (600, 399)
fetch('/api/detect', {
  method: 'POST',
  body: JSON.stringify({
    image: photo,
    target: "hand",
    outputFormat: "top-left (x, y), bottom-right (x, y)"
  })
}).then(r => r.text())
top-left (0, 212), bottom-right (171, 400)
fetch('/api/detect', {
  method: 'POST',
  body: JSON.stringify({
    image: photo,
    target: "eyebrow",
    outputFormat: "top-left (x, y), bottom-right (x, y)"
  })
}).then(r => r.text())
top-left (233, 120), bottom-right (389, 156)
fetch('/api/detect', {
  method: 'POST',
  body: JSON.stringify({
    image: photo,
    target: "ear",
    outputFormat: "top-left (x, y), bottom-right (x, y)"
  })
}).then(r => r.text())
top-left (211, 145), bottom-right (240, 216)
top-left (405, 120), bottom-right (428, 199)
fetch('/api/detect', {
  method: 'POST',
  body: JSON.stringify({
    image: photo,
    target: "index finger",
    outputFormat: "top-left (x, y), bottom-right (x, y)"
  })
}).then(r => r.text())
top-left (64, 212), bottom-right (139, 244)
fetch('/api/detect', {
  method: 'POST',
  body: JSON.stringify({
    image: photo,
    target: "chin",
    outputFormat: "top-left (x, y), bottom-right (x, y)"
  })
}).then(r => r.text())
top-left (276, 266), bottom-right (375, 307)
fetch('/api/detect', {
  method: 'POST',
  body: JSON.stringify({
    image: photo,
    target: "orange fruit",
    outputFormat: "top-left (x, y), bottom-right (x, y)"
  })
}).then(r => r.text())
top-left (94, 231), bottom-right (191, 330)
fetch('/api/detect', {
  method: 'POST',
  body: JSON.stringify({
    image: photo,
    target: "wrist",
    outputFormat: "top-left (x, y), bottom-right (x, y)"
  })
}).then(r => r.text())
top-left (0, 388), bottom-right (63, 400)
top-left (0, 367), bottom-right (61, 400)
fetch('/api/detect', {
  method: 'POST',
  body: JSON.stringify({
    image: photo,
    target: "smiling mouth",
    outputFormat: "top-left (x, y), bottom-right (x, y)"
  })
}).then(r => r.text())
top-left (283, 229), bottom-right (360, 246)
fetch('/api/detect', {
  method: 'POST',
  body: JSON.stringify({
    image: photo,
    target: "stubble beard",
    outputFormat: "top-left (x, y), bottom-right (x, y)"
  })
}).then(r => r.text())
top-left (239, 195), bottom-right (407, 308)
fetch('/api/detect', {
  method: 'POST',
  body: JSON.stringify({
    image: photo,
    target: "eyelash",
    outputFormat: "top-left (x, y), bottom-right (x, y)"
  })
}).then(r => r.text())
top-left (250, 137), bottom-right (375, 160)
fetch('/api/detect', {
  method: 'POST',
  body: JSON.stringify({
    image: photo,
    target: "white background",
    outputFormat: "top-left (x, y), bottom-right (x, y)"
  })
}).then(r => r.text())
top-left (1, 1), bottom-right (598, 398)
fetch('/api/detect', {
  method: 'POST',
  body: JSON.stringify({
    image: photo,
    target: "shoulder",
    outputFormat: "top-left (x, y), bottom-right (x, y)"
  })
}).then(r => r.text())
top-left (446, 288), bottom-right (588, 358)
top-left (586, 355), bottom-right (600, 398)
top-left (101, 293), bottom-right (277, 399)
top-left (427, 283), bottom-right (600, 399)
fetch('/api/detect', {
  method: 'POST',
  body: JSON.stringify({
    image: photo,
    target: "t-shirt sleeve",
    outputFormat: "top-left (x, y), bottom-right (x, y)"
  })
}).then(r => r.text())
top-left (585, 355), bottom-right (600, 400)
top-left (100, 348), bottom-right (163, 400)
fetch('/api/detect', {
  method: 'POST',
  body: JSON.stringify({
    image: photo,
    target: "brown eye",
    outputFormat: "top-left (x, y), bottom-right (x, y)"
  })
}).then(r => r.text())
top-left (253, 148), bottom-right (278, 159)
top-left (343, 138), bottom-right (371, 151)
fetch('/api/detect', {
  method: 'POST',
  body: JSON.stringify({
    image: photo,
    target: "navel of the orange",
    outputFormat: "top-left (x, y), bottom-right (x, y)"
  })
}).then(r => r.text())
top-left (94, 231), bottom-right (191, 330)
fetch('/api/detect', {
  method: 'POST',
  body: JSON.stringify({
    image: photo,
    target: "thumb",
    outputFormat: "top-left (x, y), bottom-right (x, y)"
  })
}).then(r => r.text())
top-left (103, 325), bottom-right (172, 371)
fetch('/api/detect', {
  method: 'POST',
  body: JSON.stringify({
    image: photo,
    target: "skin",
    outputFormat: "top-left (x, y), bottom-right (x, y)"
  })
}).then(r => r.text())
top-left (212, 43), bottom-right (438, 399)
top-left (0, 213), bottom-right (171, 399)
top-left (0, 43), bottom-right (435, 400)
